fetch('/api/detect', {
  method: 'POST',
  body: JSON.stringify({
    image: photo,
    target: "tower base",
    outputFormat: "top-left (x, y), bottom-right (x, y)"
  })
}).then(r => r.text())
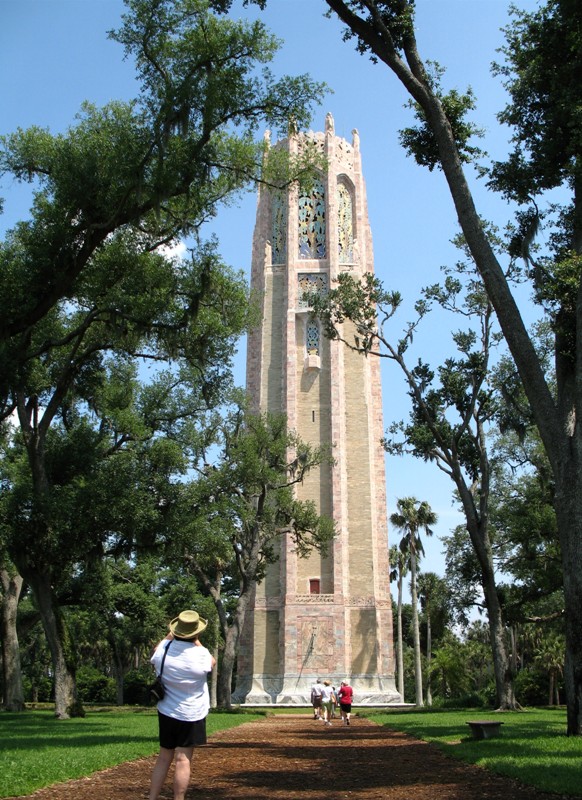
top-left (232, 673), bottom-right (401, 706)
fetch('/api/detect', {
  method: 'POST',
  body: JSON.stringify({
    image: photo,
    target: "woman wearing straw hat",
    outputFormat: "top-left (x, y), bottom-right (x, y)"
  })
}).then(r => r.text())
top-left (149, 610), bottom-right (215, 800)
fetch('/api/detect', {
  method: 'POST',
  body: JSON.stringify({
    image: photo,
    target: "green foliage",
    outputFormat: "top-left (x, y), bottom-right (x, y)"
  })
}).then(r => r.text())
top-left (0, 0), bottom-right (326, 341)
top-left (514, 666), bottom-right (553, 707)
top-left (76, 667), bottom-right (117, 705)
top-left (161, 407), bottom-right (335, 705)
top-left (428, 634), bottom-right (470, 699)
top-left (435, 691), bottom-right (487, 710)
top-left (418, 571), bottom-right (451, 646)
top-left (21, 675), bottom-right (53, 704)
top-left (0, 0), bottom-right (323, 715)
top-left (491, 0), bottom-right (582, 201)
top-left (331, 0), bottom-right (416, 57)
top-left (171, 409), bottom-right (335, 582)
top-left (123, 668), bottom-right (154, 706)
top-left (442, 526), bottom-right (486, 623)
top-left (390, 497), bottom-right (437, 559)
top-left (399, 63), bottom-right (484, 171)
top-left (487, 0), bottom-right (582, 370)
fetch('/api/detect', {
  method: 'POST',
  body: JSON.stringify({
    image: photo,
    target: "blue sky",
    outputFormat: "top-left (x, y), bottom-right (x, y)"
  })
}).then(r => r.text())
top-left (0, 0), bottom-right (542, 597)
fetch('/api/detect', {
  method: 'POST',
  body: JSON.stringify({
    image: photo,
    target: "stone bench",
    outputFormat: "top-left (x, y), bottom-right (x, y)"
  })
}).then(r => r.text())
top-left (466, 720), bottom-right (504, 739)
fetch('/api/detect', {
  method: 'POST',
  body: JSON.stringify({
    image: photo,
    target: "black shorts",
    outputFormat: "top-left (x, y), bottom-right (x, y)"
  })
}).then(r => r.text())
top-left (340, 702), bottom-right (352, 713)
top-left (312, 697), bottom-right (322, 708)
top-left (158, 711), bottom-right (207, 749)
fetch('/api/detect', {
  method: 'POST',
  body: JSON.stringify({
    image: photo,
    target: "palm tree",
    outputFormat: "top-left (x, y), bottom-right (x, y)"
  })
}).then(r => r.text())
top-left (389, 544), bottom-right (409, 701)
top-left (390, 497), bottom-right (437, 707)
top-left (534, 633), bottom-right (565, 706)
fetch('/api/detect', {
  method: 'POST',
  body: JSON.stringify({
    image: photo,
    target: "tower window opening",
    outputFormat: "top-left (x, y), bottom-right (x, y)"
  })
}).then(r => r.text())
top-left (337, 179), bottom-right (354, 263)
top-left (271, 190), bottom-right (287, 265)
top-left (298, 178), bottom-right (326, 259)
top-left (306, 319), bottom-right (320, 356)
top-left (298, 273), bottom-right (328, 309)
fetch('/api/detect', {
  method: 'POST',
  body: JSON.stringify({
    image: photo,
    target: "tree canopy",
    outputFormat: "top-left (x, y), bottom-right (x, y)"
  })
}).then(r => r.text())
top-left (309, 0), bottom-right (582, 735)
top-left (0, 0), bottom-right (327, 718)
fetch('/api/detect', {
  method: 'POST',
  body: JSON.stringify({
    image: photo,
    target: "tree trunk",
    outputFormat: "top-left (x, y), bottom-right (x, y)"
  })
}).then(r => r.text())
top-left (554, 478), bottom-right (582, 733)
top-left (25, 569), bottom-right (81, 719)
top-left (214, 563), bottom-right (256, 708)
top-left (397, 574), bottom-right (405, 701)
top-left (483, 573), bottom-right (516, 710)
top-left (210, 616), bottom-right (220, 709)
top-left (324, 0), bottom-right (582, 735)
top-left (410, 550), bottom-right (424, 707)
top-left (0, 568), bottom-right (25, 711)
top-left (430, 81), bottom-right (572, 723)
top-left (109, 644), bottom-right (125, 706)
top-left (455, 466), bottom-right (518, 709)
top-left (210, 645), bottom-right (218, 708)
top-left (217, 626), bottom-right (237, 708)
top-left (426, 614), bottom-right (432, 707)
top-left (465, 511), bottom-right (516, 709)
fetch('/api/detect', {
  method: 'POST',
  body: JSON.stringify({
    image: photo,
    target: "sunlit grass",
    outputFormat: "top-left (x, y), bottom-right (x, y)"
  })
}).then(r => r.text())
top-left (360, 706), bottom-right (582, 797)
top-left (0, 708), bottom-right (263, 798)
top-left (2, 706), bottom-right (580, 798)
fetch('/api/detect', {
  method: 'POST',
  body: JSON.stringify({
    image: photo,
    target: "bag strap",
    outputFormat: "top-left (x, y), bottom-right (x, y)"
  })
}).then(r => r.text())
top-left (158, 639), bottom-right (172, 677)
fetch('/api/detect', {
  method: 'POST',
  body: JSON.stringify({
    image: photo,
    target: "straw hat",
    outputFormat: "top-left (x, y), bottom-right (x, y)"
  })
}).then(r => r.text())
top-left (168, 610), bottom-right (208, 639)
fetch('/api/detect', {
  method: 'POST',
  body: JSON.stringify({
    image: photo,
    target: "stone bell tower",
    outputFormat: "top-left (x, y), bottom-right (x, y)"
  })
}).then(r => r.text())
top-left (233, 114), bottom-right (400, 705)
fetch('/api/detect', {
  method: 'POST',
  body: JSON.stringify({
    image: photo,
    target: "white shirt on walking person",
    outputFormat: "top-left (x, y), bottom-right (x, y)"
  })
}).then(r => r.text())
top-left (320, 683), bottom-right (334, 704)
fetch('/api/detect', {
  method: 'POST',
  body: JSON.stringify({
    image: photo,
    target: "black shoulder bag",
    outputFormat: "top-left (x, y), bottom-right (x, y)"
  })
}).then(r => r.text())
top-left (149, 640), bottom-right (172, 702)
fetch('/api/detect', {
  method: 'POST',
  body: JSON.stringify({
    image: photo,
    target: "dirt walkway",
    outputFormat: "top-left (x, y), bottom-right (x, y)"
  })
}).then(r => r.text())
top-left (12, 714), bottom-right (564, 800)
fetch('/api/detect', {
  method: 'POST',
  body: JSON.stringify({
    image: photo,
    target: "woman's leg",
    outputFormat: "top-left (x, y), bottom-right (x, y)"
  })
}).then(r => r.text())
top-left (173, 746), bottom-right (194, 800)
top-left (324, 702), bottom-right (332, 724)
top-left (149, 747), bottom-right (174, 800)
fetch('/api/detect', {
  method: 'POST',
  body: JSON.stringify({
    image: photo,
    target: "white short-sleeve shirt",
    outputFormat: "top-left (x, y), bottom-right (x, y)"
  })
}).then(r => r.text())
top-left (321, 684), bottom-right (334, 703)
top-left (151, 639), bottom-right (212, 722)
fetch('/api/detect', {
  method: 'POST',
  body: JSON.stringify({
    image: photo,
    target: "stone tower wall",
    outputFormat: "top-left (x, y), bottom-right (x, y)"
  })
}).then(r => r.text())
top-left (234, 116), bottom-right (399, 705)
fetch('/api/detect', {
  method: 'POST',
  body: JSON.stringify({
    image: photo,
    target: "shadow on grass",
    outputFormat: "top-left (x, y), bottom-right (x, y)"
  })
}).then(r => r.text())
top-left (0, 711), bottom-right (156, 750)
top-left (362, 708), bottom-right (580, 797)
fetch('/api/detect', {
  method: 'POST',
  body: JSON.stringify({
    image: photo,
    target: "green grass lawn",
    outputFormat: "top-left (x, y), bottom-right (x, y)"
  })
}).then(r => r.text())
top-left (1, 706), bottom-right (581, 798)
top-left (359, 706), bottom-right (582, 797)
top-left (0, 707), bottom-right (263, 798)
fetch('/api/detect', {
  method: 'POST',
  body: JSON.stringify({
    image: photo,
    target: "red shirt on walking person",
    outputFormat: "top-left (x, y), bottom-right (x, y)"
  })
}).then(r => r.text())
top-left (338, 681), bottom-right (354, 726)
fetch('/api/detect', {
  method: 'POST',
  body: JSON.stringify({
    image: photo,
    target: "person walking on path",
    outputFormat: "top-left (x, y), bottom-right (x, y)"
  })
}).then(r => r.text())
top-left (149, 610), bottom-right (216, 800)
top-left (337, 680), bottom-right (353, 726)
top-left (310, 678), bottom-right (323, 719)
top-left (320, 680), bottom-right (336, 725)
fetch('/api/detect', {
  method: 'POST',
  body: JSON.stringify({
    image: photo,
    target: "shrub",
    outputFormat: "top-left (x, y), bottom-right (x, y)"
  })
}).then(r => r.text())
top-left (77, 666), bottom-right (117, 704)
top-left (22, 675), bottom-right (53, 703)
top-left (514, 666), bottom-right (548, 706)
top-left (437, 691), bottom-right (486, 709)
top-left (124, 667), bottom-right (153, 705)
